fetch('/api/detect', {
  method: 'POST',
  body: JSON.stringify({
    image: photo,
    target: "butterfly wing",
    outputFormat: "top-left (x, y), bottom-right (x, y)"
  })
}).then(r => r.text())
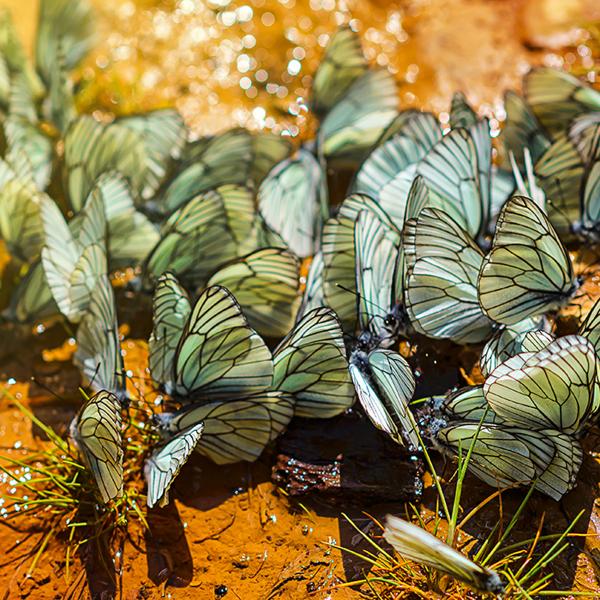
top-left (296, 250), bottom-right (325, 321)
top-left (478, 195), bottom-right (577, 325)
top-left (417, 128), bottom-right (483, 240)
top-left (501, 91), bottom-right (551, 169)
top-left (155, 392), bottom-right (294, 464)
top-left (74, 275), bottom-right (125, 396)
top-left (311, 26), bottom-right (368, 116)
top-left (149, 272), bottom-right (192, 392)
top-left (144, 422), bottom-right (204, 508)
top-left (319, 70), bottom-right (398, 166)
top-left (173, 285), bottom-right (273, 398)
top-left (207, 248), bottom-right (300, 338)
top-left (258, 149), bottom-right (327, 258)
top-left (145, 185), bottom-right (254, 288)
top-left (40, 190), bottom-right (107, 322)
top-left (71, 390), bottom-right (123, 504)
top-left (354, 209), bottom-right (401, 340)
top-left (92, 172), bottom-right (159, 268)
top-left (350, 349), bottom-right (418, 448)
top-left (479, 316), bottom-right (551, 377)
top-left (272, 307), bottom-right (354, 418)
top-left (484, 335), bottom-right (598, 434)
top-left (524, 67), bottom-right (600, 135)
top-left (405, 207), bottom-right (494, 343)
top-left (384, 515), bottom-right (504, 594)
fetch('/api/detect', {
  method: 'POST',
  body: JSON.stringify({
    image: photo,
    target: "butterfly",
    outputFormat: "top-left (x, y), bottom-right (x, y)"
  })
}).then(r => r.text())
top-left (310, 26), bottom-right (368, 117)
top-left (435, 420), bottom-right (582, 501)
top-left (40, 187), bottom-right (107, 323)
top-left (74, 274), bottom-right (126, 399)
top-left (35, 0), bottom-right (95, 86)
top-left (272, 307), bottom-right (354, 418)
top-left (318, 69), bottom-right (398, 167)
top-left (383, 515), bottom-right (505, 595)
top-left (144, 422), bottom-right (204, 508)
top-left (257, 149), bottom-right (327, 258)
top-left (144, 184), bottom-right (256, 289)
top-left (64, 112), bottom-right (185, 211)
top-left (404, 206), bottom-right (495, 344)
top-left (322, 193), bottom-right (402, 335)
top-left (501, 91), bottom-right (551, 170)
top-left (478, 195), bottom-right (579, 325)
top-left (149, 276), bottom-right (293, 464)
top-left (484, 334), bottom-right (600, 435)
top-left (207, 247), bottom-right (301, 339)
top-left (417, 126), bottom-right (491, 245)
top-left (350, 111), bottom-right (442, 227)
top-left (161, 128), bottom-right (290, 214)
top-left (524, 67), bottom-right (600, 136)
top-left (349, 343), bottom-right (419, 449)
top-left (70, 390), bottom-right (124, 504)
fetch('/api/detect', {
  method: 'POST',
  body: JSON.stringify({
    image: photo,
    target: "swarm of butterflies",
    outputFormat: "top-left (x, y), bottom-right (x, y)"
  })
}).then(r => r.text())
top-left (2, 0), bottom-right (600, 524)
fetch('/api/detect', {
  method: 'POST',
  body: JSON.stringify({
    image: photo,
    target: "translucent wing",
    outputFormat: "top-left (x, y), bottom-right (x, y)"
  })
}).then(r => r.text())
top-left (207, 248), bottom-right (300, 338)
top-left (6, 260), bottom-right (57, 323)
top-left (354, 209), bottom-right (402, 341)
top-left (272, 307), bottom-right (354, 418)
top-left (322, 194), bottom-right (398, 330)
top-left (35, 0), bottom-right (95, 83)
top-left (64, 116), bottom-right (149, 211)
top-left (70, 390), bottom-right (123, 504)
top-left (478, 195), bottom-right (577, 325)
top-left (501, 91), bottom-right (551, 169)
top-left (479, 316), bottom-right (552, 377)
top-left (145, 185), bottom-right (255, 288)
top-left (579, 295), bottom-right (600, 354)
top-left (311, 26), bottom-right (368, 116)
top-left (40, 191), bottom-right (107, 322)
top-left (258, 149), bottom-right (327, 258)
top-left (524, 67), bottom-right (600, 135)
top-left (296, 250), bottom-right (324, 321)
top-left (155, 392), bottom-right (294, 464)
top-left (74, 275), bottom-right (125, 397)
top-left (0, 178), bottom-right (45, 263)
top-left (568, 113), bottom-right (600, 160)
top-left (352, 111), bottom-right (444, 221)
top-left (580, 132), bottom-right (600, 234)
top-left (3, 115), bottom-right (52, 190)
top-left (484, 335), bottom-right (598, 434)
top-left (162, 129), bottom-right (254, 213)
top-left (417, 128), bottom-right (484, 240)
top-left (443, 386), bottom-right (502, 425)
top-left (92, 172), bottom-right (160, 268)
top-left (149, 272), bottom-right (192, 392)
top-left (435, 422), bottom-right (538, 490)
top-left (449, 92), bottom-right (478, 129)
top-left (349, 349), bottom-right (418, 448)
top-left (319, 70), bottom-right (398, 166)
top-left (173, 285), bottom-right (273, 398)
top-left (117, 109), bottom-right (187, 199)
top-left (534, 135), bottom-right (585, 236)
top-left (144, 423), bottom-right (204, 508)
top-left (250, 132), bottom-right (291, 184)
top-left (405, 207), bottom-right (494, 343)
top-left (384, 515), bottom-right (504, 595)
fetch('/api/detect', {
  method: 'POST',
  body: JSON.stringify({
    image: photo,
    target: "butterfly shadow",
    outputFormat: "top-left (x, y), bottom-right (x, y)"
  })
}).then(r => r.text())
top-left (145, 500), bottom-right (194, 588)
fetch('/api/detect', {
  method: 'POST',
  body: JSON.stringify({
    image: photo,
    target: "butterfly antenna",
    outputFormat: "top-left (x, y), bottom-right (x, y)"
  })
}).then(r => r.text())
top-left (336, 283), bottom-right (389, 317)
top-left (85, 362), bottom-right (102, 397)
